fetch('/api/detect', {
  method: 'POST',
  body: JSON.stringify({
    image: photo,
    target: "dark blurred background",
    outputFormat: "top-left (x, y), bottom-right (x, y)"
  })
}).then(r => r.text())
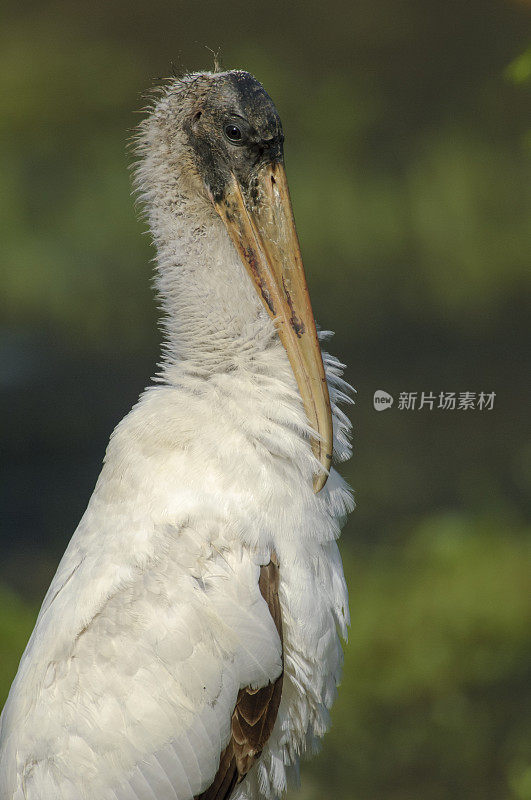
top-left (1, 1), bottom-right (530, 798)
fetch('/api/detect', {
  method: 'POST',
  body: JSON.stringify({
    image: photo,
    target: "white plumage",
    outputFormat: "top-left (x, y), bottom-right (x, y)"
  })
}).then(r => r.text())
top-left (0, 70), bottom-right (354, 800)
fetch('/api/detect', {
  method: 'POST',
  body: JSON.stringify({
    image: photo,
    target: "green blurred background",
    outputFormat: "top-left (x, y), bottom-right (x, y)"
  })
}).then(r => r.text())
top-left (1, 0), bottom-right (530, 797)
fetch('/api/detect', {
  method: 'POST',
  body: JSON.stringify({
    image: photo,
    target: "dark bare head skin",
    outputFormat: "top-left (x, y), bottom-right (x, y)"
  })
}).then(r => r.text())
top-left (182, 71), bottom-right (285, 202)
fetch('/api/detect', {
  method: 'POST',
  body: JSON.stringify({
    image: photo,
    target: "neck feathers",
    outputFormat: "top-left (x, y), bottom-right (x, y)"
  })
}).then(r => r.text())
top-left (153, 200), bottom-right (278, 374)
top-left (133, 96), bottom-right (279, 378)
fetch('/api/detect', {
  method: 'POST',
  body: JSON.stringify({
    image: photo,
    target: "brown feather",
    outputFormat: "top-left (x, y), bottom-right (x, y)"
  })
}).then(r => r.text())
top-left (196, 554), bottom-right (283, 800)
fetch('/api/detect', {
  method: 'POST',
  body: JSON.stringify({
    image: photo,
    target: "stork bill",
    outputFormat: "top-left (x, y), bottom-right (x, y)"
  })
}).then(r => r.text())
top-left (0, 69), bottom-right (354, 800)
top-left (212, 163), bottom-right (332, 492)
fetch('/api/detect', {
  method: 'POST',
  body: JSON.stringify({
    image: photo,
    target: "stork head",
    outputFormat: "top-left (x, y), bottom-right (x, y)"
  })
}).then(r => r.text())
top-left (137, 70), bottom-right (332, 492)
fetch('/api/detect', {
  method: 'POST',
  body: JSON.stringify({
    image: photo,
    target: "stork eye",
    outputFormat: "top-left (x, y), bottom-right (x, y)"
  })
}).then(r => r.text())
top-left (224, 123), bottom-right (243, 143)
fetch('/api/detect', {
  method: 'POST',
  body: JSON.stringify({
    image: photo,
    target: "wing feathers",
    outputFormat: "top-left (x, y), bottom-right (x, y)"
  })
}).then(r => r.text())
top-left (196, 555), bottom-right (283, 800)
top-left (195, 745), bottom-right (239, 800)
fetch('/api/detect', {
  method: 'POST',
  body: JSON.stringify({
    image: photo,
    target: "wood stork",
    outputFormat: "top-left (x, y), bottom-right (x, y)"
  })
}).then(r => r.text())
top-left (0, 70), bottom-right (354, 800)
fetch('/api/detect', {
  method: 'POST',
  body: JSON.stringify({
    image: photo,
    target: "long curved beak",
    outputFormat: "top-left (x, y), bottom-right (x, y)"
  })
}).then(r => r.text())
top-left (213, 161), bottom-right (332, 492)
